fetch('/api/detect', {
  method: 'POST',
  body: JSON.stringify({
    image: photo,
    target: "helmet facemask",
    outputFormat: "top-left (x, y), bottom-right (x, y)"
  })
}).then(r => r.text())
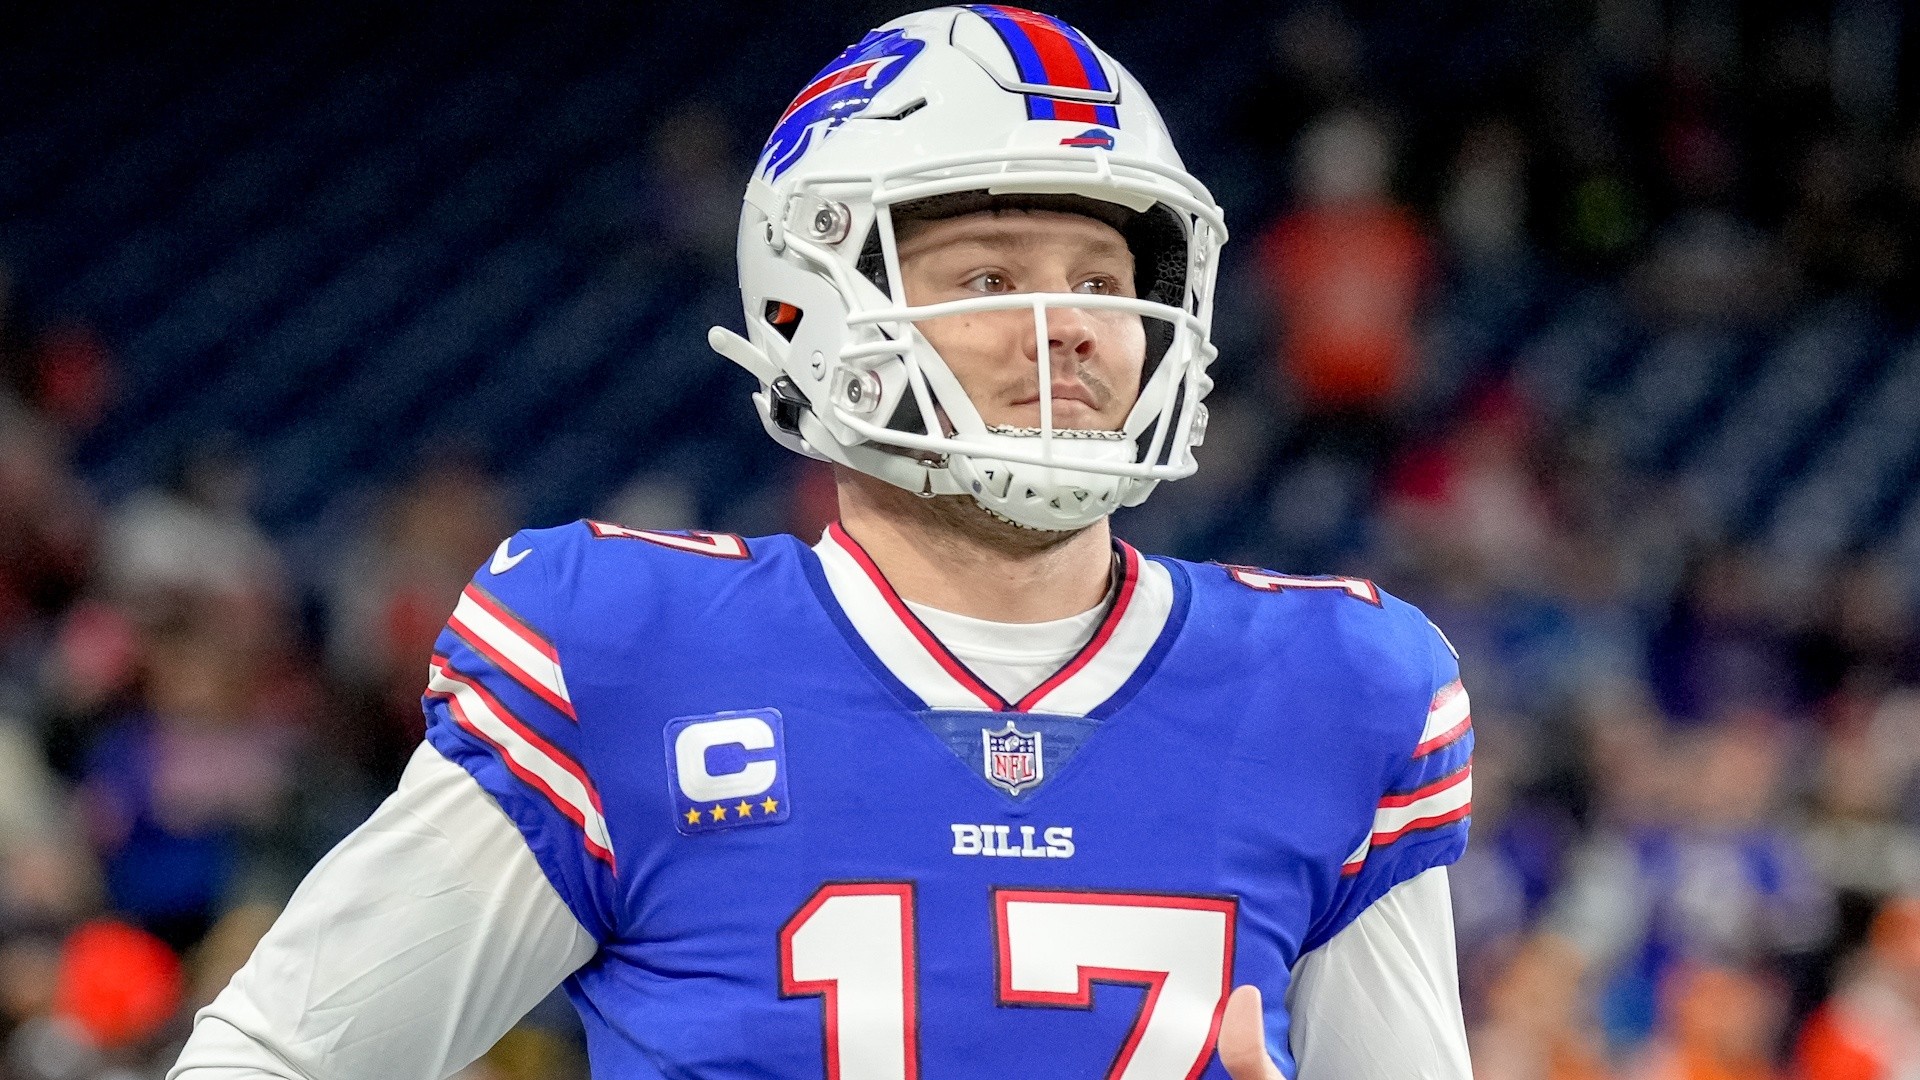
top-left (755, 155), bottom-right (1220, 531)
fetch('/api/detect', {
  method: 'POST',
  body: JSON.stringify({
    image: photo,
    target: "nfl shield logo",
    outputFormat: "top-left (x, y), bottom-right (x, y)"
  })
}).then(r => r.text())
top-left (983, 721), bottom-right (1043, 796)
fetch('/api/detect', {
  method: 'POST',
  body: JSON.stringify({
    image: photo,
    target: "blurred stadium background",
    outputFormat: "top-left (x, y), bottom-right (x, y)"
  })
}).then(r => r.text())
top-left (2, 0), bottom-right (1919, 1077)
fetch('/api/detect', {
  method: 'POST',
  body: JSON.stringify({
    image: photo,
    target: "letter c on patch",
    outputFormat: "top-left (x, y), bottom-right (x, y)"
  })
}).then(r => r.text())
top-left (674, 716), bottom-right (778, 802)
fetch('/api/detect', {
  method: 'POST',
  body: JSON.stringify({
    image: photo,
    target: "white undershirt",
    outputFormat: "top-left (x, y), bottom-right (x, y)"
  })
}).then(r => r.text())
top-left (904, 599), bottom-right (1105, 701)
top-left (171, 606), bottom-right (1471, 1080)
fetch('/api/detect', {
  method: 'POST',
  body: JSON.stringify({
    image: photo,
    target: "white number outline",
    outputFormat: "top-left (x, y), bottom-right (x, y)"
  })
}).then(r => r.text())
top-left (992, 888), bottom-right (1239, 1080)
top-left (779, 883), bottom-right (1237, 1080)
top-left (1220, 564), bottom-right (1381, 606)
top-left (779, 881), bottom-right (921, 1080)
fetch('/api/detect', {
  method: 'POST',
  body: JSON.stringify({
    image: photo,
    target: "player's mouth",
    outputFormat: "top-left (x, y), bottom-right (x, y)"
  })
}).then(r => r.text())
top-left (1009, 381), bottom-right (1107, 416)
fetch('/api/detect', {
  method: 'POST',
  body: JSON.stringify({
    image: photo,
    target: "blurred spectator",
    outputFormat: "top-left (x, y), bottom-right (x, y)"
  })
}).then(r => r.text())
top-left (1781, 138), bottom-right (1902, 300)
top-left (1385, 385), bottom-right (1554, 590)
top-left (1263, 110), bottom-right (1431, 447)
top-left (28, 325), bottom-right (114, 436)
top-left (1627, 964), bottom-right (1786, 1080)
top-left (1380, 386), bottom-right (1589, 715)
top-left (327, 450), bottom-right (512, 776)
top-left (1451, 725), bottom-right (1580, 1016)
top-left (1229, 5), bottom-right (1365, 181)
top-left (0, 404), bottom-right (97, 674)
top-left (1441, 121), bottom-right (1531, 271)
top-left (1794, 897), bottom-right (1920, 1080)
top-left (1793, 557), bottom-right (1919, 712)
top-left (0, 266), bottom-right (114, 438)
top-left (598, 474), bottom-right (700, 536)
top-left (623, 104), bottom-right (741, 274)
top-left (1648, 549), bottom-right (1798, 726)
top-left (1631, 212), bottom-right (1783, 329)
top-left (1802, 692), bottom-right (1920, 901)
top-left (78, 602), bottom-right (304, 950)
top-left (100, 439), bottom-right (281, 607)
top-left (1469, 933), bottom-right (1615, 1080)
top-left (5, 920), bottom-right (181, 1080)
top-left (0, 709), bottom-right (97, 932)
top-left (1552, 718), bottom-right (1831, 1050)
top-left (1541, 526), bottom-right (1653, 706)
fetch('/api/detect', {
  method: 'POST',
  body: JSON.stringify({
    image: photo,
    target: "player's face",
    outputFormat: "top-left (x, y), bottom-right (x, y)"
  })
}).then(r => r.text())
top-left (897, 211), bottom-right (1144, 432)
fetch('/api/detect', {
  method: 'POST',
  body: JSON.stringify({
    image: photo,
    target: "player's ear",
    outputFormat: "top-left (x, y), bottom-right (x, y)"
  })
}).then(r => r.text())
top-left (1217, 984), bottom-right (1285, 1080)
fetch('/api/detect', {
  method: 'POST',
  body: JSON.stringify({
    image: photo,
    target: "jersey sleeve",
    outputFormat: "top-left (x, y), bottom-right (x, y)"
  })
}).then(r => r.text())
top-left (420, 525), bottom-right (620, 942)
top-left (1304, 613), bottom-right (1472, 953)
top-left (1287, 867), bottom-right (1472, 1080)
top-left (170, 742), bottom-right (599, 1080)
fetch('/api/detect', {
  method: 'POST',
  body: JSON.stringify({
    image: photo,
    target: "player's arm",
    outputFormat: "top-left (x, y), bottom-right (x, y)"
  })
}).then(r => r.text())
top-left (1224, 607), bottom-right (1474, 1079)
top-left (1219, 868), bottom-right (1470, 1079)
top-left (169, 740), bottom-right (597, 1080)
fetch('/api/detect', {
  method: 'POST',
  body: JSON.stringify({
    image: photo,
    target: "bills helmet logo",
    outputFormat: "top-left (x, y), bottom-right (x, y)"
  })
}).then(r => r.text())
top-left (760, 28), bottom-right (925, 180)
top-left (983, 721), bottom-right (1043, 796)
top-left (1059, 128), bottom-right (1115, 150)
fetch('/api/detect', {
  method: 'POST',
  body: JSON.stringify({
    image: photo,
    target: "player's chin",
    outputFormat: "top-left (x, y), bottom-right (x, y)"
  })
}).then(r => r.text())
top-left (925, 492), bottom-right (1094, 548)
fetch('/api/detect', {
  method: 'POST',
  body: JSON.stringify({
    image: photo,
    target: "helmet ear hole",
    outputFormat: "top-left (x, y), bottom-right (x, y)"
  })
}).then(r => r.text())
top-left (856, 227), bottom-right (891, 296)
top-left (764, 301), bottom-right (805, 340)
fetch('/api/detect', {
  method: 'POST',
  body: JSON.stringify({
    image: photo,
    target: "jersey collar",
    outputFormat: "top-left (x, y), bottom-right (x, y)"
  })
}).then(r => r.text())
top-left (812, 521), bottom-right (1177, 716)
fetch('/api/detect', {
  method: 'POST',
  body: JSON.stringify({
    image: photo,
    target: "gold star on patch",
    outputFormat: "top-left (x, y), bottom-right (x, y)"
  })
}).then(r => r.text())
top-left (683, 808), bottom-right (701, 826)
top-left (761, 796), bottom-right (779, 814)
top-left (710, 804), bottom-right (728, 822)
top-left (735, 801), bottom-right (753, 817)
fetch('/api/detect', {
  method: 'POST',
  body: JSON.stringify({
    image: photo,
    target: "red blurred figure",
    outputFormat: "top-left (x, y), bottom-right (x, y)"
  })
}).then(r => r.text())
top-left (1264, 111), bottom-right (1431, 420)
top-left (52, 921), bottom-right (183, 1052)
top-left (1794, 898), bottom-right (1920, 1080)
top-left (4, 921), bottom-right (184, 1080)
top-left (31, 324), bottom-right (114, 434)
top-left (1384, 384), bottom-right (1556, 592)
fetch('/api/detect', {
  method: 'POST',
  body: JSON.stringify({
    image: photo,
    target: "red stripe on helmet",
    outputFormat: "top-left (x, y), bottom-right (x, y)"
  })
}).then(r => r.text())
top-left (988, 6), bottom-right (1096, 91)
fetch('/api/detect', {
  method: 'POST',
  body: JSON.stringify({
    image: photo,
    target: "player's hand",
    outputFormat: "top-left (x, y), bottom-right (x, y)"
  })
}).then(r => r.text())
top-left (1217, 984), bottom-right (1285, 1080)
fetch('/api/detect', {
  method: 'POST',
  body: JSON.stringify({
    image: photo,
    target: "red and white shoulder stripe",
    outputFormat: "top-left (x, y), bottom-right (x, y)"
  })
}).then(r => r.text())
top-left (447, 584), bottom-right (575, 721)
top-left (1414, 679), bottom-right (1470, 757)
top-left (427, 658), bottom-right (613, 867)
top-left (1341, 766), bottom-right (1472, 876)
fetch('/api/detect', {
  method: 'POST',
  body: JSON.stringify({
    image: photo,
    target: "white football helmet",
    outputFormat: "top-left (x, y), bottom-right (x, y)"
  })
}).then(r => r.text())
top-left (708, 5), bottom-right (1226, 531)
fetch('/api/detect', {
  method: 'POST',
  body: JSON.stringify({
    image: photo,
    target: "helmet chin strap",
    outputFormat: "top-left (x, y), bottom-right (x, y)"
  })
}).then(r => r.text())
top-left (945, 428), bottom-right (1139, 531)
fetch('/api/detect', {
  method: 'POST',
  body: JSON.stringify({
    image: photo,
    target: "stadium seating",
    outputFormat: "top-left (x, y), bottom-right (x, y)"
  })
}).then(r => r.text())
top-left (2, 0), bottom-right (1914, 574)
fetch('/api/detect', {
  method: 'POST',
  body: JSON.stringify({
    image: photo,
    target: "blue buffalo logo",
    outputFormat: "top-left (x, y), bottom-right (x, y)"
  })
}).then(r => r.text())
top-left (760, 28), bottom-right (925, 180)
top-left (1059, 128), bottom-right (1115, 150)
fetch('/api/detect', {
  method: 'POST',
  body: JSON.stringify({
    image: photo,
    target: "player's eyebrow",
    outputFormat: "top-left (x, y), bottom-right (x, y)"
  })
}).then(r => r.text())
top-left (900, 223), bottom-right (1131, 263)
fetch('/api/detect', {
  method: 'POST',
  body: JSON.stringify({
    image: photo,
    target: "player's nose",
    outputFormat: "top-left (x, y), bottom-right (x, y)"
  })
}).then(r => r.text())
top-left (1032, 303), bottom-right (1097, 365)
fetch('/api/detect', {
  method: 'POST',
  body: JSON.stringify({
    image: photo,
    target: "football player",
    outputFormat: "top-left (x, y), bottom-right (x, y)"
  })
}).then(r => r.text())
top-left (172, 7), bottom-right (1473, 1079)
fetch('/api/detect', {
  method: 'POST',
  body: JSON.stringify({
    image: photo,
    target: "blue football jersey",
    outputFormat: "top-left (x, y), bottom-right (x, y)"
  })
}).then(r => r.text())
top-left (423, 520), bottom-right (1472, 1080)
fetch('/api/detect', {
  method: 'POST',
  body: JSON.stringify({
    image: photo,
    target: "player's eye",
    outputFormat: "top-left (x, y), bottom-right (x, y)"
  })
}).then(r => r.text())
top-left (1074, 275), bottom-right (1121, 295)
top-left (964, 271), bottom-right (1012, 293)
